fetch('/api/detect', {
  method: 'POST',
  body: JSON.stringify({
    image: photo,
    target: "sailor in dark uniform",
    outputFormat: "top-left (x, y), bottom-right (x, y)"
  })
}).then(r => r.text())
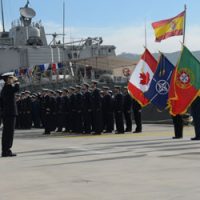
top-left (191, 96), bottom-right (200, 140)
top-left (55, 90), bottom-right (63, 132)
top-left (31, 94), bottom-right (41, 128)
top-left (91, 80), bottom-right (102, 134)
top-left (69, 87), bottom-right (76, 132)
top-left (0, 72), bottom-right (20, 157)
top-left (108, 90), bottom-right (114, 131)
top-left (123, 87), bottom-right (132, 132)
top-left (20, 92), bottom-right (26, 129)
top-left (75, 85), bottom-right (83, 133)
top-left (132, 99), bottom-right (142, 133)
top-left (82, 83), bottom-right (92, 134)
top-left (113, 85), bottom-right (124, 134)
top-left (43, 89), bottom-right (51, 134)
top-left (102, 87), bottom-right (107, 131)
top-left (43, 90), bottom-right (56, 134)
top-left (50, 90), bottom-right (57, 132)
top-left (24, 90), bottom-right (32, 129)
top-left (61, 88), bottom-right (70, 132)
top-left (172, 114), bottom-right (183, 139)
top-left (102, 86), bottom-right (114, 133)
top-left (39, 89), bottom-right (47, 128)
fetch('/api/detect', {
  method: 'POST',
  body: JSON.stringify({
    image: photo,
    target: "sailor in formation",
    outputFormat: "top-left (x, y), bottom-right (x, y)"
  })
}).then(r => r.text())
top-left (12, 81), bottom-right (143, 135)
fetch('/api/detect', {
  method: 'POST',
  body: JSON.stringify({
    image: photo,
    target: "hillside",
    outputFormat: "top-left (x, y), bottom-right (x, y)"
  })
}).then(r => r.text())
top-left (118, 51), bottom-right (200, 65)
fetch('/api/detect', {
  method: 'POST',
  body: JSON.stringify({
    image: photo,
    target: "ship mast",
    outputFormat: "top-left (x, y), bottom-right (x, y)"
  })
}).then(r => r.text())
top-left (63, 0), bottom-right (65, 46)
top-left (25, 0), bottom-right (30, 8)
top-left (0, 0), bottom-right (5, 32)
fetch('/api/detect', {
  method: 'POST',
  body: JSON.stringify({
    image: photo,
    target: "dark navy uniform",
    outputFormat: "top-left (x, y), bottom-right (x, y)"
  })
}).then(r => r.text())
top-left (91, 88), bottom-right (102, 134)
top-left (20, 97), bottom-right (26, 129)
top-left (172, 115), bottom-right (183, 139)
top-left (82, 90), bottom-right (92, 134)
top-left (31, 96), bottom-right (41, 128)
top-left (62, 95), bottom-right (70, 132)
top-left (55, 94), bottom-right (63, 132)
top-left (1, 81), bottom-right (19, 156)
top-left (15, 96), bottom-right (21, 129)
top-left (75, 90), bottom-right (83, 133)
top-left (39, 94), bottom-right (46, 128)
top-left (102, 93), bottom-right (114, 133)
top-left (123, 92), bottom-right (132, 132)
top-left (24, 95), bottom-right (32, 129)
top-left (114, 90), bottom-right (124, 134)
top-left (191, 96), bottom-right (200, 140)
top-left (132, 99), bottom-right (142, 133)
top-left (44, 94), bottom-right (56, 134)
top-left (69, 91), bottom-right (76, 132)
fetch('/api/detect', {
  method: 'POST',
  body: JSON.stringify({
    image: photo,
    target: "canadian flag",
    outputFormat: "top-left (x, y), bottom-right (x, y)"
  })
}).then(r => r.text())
top-left (128, 48), bottom-right (157, 106)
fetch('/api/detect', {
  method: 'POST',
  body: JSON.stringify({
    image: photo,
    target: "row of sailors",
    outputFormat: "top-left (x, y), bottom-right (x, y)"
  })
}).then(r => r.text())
top-left (15, 81), bottom-right (142, 135)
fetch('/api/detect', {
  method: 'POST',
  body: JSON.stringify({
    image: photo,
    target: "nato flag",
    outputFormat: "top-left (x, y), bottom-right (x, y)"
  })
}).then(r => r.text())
top-left (144, 54), bottom-right (175, 110)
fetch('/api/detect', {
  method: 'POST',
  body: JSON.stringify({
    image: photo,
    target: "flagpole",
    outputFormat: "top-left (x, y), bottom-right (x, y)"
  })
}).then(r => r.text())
top-left (183, 4), bottom-right (187, 44)
top-left (144, 18), bottom-right (147, 48)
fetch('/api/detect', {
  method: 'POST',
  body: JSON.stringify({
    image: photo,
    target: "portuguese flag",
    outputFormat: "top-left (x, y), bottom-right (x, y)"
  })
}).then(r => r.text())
top-left (169, 45), bottom-right (200, 116)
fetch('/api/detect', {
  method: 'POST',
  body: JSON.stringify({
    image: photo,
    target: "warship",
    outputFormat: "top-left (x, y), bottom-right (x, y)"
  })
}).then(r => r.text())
top-left (0, 0), bottom-right (133, 87)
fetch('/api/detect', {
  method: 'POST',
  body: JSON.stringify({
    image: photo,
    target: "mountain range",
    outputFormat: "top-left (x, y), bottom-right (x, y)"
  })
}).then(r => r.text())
top-left (118, 50), bottom-right (200, 65)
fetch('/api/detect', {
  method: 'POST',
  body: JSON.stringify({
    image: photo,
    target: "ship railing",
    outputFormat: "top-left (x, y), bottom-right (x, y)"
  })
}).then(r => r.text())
top-left (0, 38), bottom-right (14, 46)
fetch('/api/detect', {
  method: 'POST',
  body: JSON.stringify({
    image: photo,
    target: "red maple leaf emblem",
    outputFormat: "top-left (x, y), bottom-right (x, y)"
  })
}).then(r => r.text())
top-left (139, 72), bottom-right (150, 85)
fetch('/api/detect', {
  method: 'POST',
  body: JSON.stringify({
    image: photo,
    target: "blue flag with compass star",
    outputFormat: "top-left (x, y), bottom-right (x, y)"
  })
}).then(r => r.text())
top-left (144, 54), bottom-right (175, 110)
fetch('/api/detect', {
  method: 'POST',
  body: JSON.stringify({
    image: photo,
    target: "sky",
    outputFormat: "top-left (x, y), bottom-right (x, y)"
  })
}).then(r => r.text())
top-left (1, 0), bottom-right (200, 54)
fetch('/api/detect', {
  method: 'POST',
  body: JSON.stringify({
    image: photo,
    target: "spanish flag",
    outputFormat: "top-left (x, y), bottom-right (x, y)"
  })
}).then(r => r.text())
top-left (152, 11), bottom-right (185, 42)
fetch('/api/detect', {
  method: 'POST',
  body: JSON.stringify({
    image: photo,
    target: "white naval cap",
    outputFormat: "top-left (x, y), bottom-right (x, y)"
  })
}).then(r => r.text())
top-left (1, 72), bottom-right (15, 77)
top-left (0, 72), bottom-right (15, 81)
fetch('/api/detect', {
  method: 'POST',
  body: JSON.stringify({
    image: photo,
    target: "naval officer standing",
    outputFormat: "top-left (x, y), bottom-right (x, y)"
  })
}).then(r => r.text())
top-left (1, 72), bottom-right (20, 157)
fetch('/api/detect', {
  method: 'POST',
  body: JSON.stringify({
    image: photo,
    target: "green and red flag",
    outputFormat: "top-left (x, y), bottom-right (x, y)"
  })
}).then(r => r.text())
top-left (169, 45), bottom-right (200, 115)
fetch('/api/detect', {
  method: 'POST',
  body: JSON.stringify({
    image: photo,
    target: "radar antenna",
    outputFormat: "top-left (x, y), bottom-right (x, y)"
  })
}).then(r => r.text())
top-left (25, 0), bottom-right (30, 8)
top-left (20, 1), bottom-right (36, 27)
top-left (46, 33), bottom-right (65, 45)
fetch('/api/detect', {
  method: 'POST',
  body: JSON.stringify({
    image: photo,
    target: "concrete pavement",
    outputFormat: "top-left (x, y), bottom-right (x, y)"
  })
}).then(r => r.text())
top-left (0, 124), bottom-right (200, 200)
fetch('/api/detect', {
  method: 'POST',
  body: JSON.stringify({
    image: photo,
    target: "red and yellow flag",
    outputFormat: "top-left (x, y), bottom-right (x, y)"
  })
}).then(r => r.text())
top-left (152, 11), bottom-right (185, 42)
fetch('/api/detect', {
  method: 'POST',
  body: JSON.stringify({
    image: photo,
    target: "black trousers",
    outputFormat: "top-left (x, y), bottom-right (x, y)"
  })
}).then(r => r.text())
top-left (44, 113), bottom-right (56, 133)
top-left (191, 97), bottom-right (200, 138)
top-left (92, 110), bottom-right (103, 134)
top-left (107, 112), bottom-right (114, 132)
top-left (75, 111), bottom-right (83, 133)
top-left (63, 112), bottom-right (70, 132)
top-left (56, 113), bottom-right (64, 131)
top-left (83, 111), bottom-right (92, 133)
top-left (115, 111), bottom-right (124, 133)
top-left (2, 116), bottom-right (16, 153)
top-left (24, 113), bottom-right (32, 129)
top-left (172, 115), bottom-right (183, 138)
top-left (69, 110), bottom-right (76, 132)
top-left (133, 109), bottom-right (142, 131)
top-left (102, 112), bottom-right (114, 132)
top-left (124, 111), bottom-right (132, 131)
